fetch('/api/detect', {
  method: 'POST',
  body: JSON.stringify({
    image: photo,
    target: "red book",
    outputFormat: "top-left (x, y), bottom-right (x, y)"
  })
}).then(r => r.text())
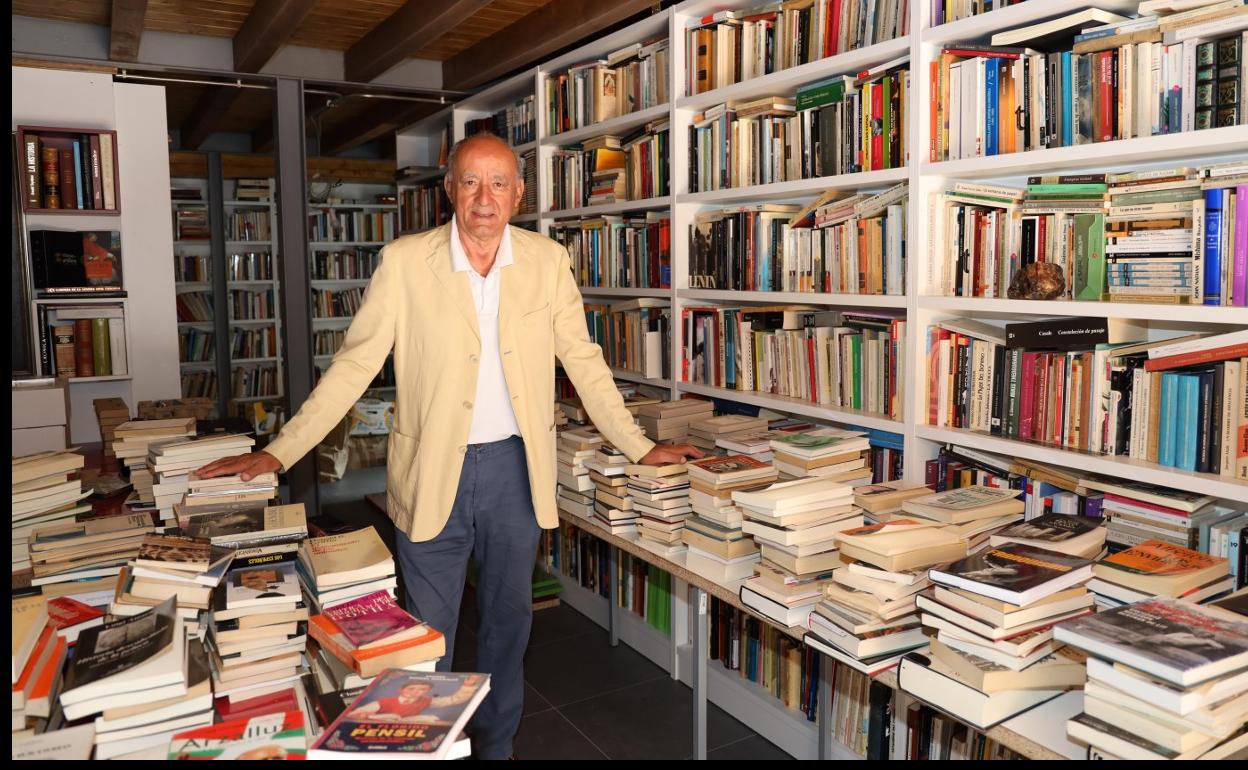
top-left (1035, 352), bottom-right (1051, 442)
top-left (871, 83), bottom-right (884, 171)
top-left (73, 318), bottom-right (94, 377)
top-left (1098, 51), bottom-right (1114, 142)
top-left (323, 590), bottom-right (425, 650)
top-left (46, 597), bottom-right (105, 645)
top-left (214, 688), bottom-right (298, 722)
top-left (1049, 356), bottom-right (1066, 445)
top-left (930, 61), bottom-right (941, 162)
top-left (1144, 343), bottom-right (1248, 372)
top-left (58, 149), bottom-right (78, 210)
top-left (830, 0), bottom-right (843, 57)
top-left (1018, 352), bottom-right (1038, 439)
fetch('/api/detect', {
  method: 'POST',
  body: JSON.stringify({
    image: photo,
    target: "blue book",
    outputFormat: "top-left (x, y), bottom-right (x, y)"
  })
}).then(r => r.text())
top-left (1176, 374), bottom-right (1201, 471)
top-left (1159, 372), bottom-right (1179, 467)
top-left (1204, 188), bottom-right (1225, 305)
top-left (1060, 52), bottom-right (1073, 147)
top-left (71, 139), bottom-right (84, 209)
top-left (985, 60), bottom-right (1000, 157)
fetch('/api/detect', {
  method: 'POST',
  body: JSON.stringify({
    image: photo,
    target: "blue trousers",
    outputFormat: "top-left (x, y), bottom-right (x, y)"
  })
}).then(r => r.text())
top-left (394, 435), bottom-right (540, 760)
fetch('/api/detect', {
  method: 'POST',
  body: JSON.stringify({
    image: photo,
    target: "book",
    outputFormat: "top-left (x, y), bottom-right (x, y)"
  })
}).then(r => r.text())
top-left (12, 595), bottom-right (48, 683)
top-left (988, 514), bottom-right (1108, 558)
top-left (1093, 539), bottom-right (1230, 596)
top-left (897, 652), bottom-right (1066, 729)
top-left (309, 671), bottom-right (490, 760)
top-left (300, 526), bottom-right (394, 589)
top-left (853, 481), bottom-right (933, 514)
top-left (901, 486), bottom-right (1025, 524)
top-left (28, 230), bottom-right (124, 294)
top-left (10, 722), bottom-right (96, 759)
top-left (45, 596), bottom-right (105, 644)
top-left (930, 544), bottom-right (1093, 606)
top-left (168, 710), bottom-right (307, 760)
top-left (225, 561), bottom-right (302, 609)
top-left (322, 590), bottom-right (427, 650)
top-left (1054, 598), bottom-right (1248, 686)
top-left (928, 640), bottom-right (1087, 693)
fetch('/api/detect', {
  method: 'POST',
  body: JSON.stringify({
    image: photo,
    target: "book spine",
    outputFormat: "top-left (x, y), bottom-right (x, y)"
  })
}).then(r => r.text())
top-left (23, 135), bottom-right (40, 208)
top-left (1177, 374), bottom-right (1200, 471)
top-left (1159, 372), bottom-right (1179, 467)
top-left (73, 318), bottom-right (94, 377)
top-left (89, 135), bottom-right (103, 210)
top-left (107, 317), bottom-right (127, 376)
top-left (52, 323), bottom-right (75, 378)
top-left (1145, 343), bottom-right (1248, 372)
top-left (985, 59), bottom-right (999, 156)
top-left (100, 133), bottom-right (116, 210)
top-left (58, 149), bottom-right (78, 210)
top-left (1236, 185), bottom-right (1248, 307)
top-left (79, 134), bottom-right (93, 210)
top-left (41, 146), bottom-right (60, 209)
top-left (91, 317), bottom-right (111, 376)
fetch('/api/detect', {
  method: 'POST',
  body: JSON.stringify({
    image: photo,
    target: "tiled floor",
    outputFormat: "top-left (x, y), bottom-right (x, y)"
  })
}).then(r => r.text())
top-left (318, 485), bottom-right (796, 760)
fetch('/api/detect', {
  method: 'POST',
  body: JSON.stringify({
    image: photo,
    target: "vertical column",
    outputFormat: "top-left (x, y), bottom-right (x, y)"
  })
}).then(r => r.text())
top-left (207, 152), bottom-right (230, 419)
top-left (272, 76), bottom-right (319, 511)
top-left (691, 585), bottom-right (707, 760)
top-left (607, 544), bottom-right (620, 647)
top-left (817, 651), bottom-right (833, 759)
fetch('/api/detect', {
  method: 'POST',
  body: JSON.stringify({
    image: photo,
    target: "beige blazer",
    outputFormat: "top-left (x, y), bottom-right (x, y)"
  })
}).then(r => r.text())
top-left (265, 223), bottom-right (655, 541)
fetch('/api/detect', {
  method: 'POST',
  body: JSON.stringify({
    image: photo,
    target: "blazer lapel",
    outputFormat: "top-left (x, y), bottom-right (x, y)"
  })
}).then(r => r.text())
top-left (424, 223), bottom-right (480, 342)
top-left (498, 229), bottom-right (539, 353)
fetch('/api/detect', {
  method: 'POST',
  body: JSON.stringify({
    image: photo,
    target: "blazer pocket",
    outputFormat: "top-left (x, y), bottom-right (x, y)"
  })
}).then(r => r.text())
top-left (521, 302), bottom-right (550, 321)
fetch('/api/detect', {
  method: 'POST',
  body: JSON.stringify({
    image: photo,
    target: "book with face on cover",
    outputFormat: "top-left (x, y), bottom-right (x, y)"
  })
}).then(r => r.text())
top-left (1055, 599), bottom-right (1248, 687)
top-left (323, 590), bottom-right (428, 650)
top-left (988, 513), bottom-right (1107, 557)
top-left (929, 543), bottom-right (1094, 606)
top-left (900, 485), bottom-right (1025, 524)
top-left (168, 710), bottom-right (307, 760)
top-left (310, 671), bottom-right (491, 760)
top-left (224, 561), bottom-right (301, 609)
top-left (1093, 540), bottom-right (1229, 596)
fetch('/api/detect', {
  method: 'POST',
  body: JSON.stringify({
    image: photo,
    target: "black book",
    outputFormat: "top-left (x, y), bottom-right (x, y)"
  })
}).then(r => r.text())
top-left (62, 598), bottom-right (176, 696)
top-left (29, 230), bottom-right (124, 294)
top-left (1196, 368), bottom-right (1215, 474)
top-left (929, 543), bottom-right (1093, 606)
top-left (866, 680), bottom-right (893, 760)
top-left (1005, 317), bottom-right (1120, 350)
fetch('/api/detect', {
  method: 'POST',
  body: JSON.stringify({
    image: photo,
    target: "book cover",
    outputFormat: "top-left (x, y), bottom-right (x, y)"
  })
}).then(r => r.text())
top-left (930, 543), bottom-right (1093, 602)
top-left (686, 454), bottom-right (771, 475)
top-left (1054, 598), bottom-right (1248, 685)
top-left (45, 596), bottom-right (105, 639)
top-left (991, 513), bottom-right (1103, 544)
top-left (62, 598), bottom-right (175, 694)
top-left (73, 318), bottom-right (93, 377)
top-left (168, 710), bottom-right (306, 760)
top-left (311, 670), bottom-right (490, 759)
top-left (28, 230), bottom-right (124, 293)
top-left (1097, 539), bottom-right (1224, 579)
top-left (323, 590), bottom-right (424, 649)
top-left (135, 534), bottom-right (214, 572)
top-left (224, 562), bottom-right (300, 608)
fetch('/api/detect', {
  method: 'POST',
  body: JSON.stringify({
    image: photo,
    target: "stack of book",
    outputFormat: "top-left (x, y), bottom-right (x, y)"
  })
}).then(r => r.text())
top-left (28, 512), bottom-right (155, 590)
top-left (1058, 597), bottom-right (1248, 760)
top-left (899, 543), bottom-right (1096, 730)
top-left (148, 433), bottom-right (258, 521)
top-left (177, 501), bottom-right (308, 559)
top-left (682, 455), bottom-right (778, 582)
top-left (556, 425), bottom-right (600, 515)
top-left (627, 462), bottom-right (691, 557)
top-left (899, 485), bottom-right (1027, 554)
top-left (1088, 539), bottom-right (1233, 608)
top-left (853, 479), bottom-right (933, 523)
top-left (636, 398), bottom-right (714, 443)
top-left (93, 397), bottom-right (129, 461)
top-left (735, 476), bottom-right (862, 627)
top-left (548, 135), bottom-right (624, 211)
top-left (769, 427), bottom-right (872, 482)
top-left (93, 641), bottom-right (213, 760)
top-left (167, 709), bottom-right (307, 760)
top-left (59, 598), bottom-right (195, 758)
top-left (112, 533), bottom-right (236, 621)
top-left (308, 590), bottom-right (445, 682)
top-left (45, 595), bottom-right (105, 644)
top-left (686, 413), bottom-right (769, 452)
top-left (111, 418), bottom-right (197, 505)
top-left (587, 441), bottom-right (638, 536)
top-left (182, 471), bottom-right (278, 510)
top-left (298, 526), bottom-right (396, 614)
top-left (785, 183), bottom-right (909, 295)
top-left (714, 428), bottom-right (781, 461)
top-left (988, 512), bottom-right (1109, 560)
top-left (12, 450), bottom-right (90, 573)
top-left (12, 595), bottom-right (64, 734)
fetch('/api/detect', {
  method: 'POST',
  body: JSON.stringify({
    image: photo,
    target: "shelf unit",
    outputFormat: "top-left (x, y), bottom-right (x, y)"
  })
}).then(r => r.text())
top-left (171, 176), bottom-right (285, 414)
top-left (392, 0), bottom-right (1248, 759)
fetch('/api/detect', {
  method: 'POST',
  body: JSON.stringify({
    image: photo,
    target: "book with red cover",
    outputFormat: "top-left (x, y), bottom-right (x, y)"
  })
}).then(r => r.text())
top-left (45, 597), bottom-right (105, 644)
top-left (168, 710), bottom-right (306, 760)
top-left (214, 687), bottom-right (299, 722)
top-left (58, 149), bottom-right (78, 210)
top-left (73, 318), bottom-right (94, 377)
top-left (308, 613), bottom-right (445, 678)
top-left (323, 590), bottom-right (426, 650)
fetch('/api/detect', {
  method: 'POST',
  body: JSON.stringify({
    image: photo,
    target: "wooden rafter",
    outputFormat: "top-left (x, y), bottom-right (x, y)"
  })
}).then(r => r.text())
top-left (344, 0), bottom-right (495, 83)
top-left (109, 0), bottom-right (149, 62)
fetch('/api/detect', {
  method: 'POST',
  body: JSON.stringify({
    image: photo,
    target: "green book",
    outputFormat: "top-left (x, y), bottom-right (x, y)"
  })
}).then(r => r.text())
top-left (91, 317), bottom-right (111, 376)
top-left (1072, 212), bottom-right (1107, 300)
top-left (1025, 183), bottom-right (1107, 194)
top-left (1110, 188), bottom-right (1204, 206)
top-left (850, 335), bottom-right (862, 410)
top-left (795, 75), bottom-right (852, 111)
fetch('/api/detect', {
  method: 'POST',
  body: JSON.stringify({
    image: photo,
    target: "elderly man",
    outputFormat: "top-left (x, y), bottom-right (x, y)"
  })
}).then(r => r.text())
top-left (196, 132), bottom-right (703, 759)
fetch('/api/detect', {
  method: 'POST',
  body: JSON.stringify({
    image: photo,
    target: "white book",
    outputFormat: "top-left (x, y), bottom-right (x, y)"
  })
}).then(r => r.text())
top-left (108, 317), bottom-right (127, 375)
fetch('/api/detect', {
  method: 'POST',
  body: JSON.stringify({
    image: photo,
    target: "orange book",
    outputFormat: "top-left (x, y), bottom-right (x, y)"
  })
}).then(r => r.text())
top-left (1092, 540), bottom-right (1228, 597)
top-left (25, 635), bottom-right (67, 717)
top-left (12, 626), bottom-right (54, 706)
top-left (308, 613), bottom-right (445, 679)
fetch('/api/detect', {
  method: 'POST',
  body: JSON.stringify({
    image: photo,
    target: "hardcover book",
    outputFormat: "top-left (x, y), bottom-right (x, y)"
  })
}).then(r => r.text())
top-left (930, 543), bottom-right (1093, 606)
top-left (1054, 598), bottom-right (1248, 686)
top-left (310, 670), bottom-right (490, 760)
top-left (28, 230), bottom-right (124, 294)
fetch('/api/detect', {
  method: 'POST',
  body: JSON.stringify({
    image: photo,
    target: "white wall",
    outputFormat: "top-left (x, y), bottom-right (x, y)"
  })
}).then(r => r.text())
top-left (12, 67), bottom-right (181, 442)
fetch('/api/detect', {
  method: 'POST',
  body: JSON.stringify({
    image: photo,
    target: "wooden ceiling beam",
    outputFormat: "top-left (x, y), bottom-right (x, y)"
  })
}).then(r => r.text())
top-left (232, 0), bottom-right (319, 73)
top-left (442, 0), bottom-right (658, 90)
top-left (344, 0), bottom-right (495, 84)
top-left (109, 0), bottom-right (149, 62)
top-left (320, 100), bottom-right (441, 156)
top-left (180, 86), bottom-right (244, 151)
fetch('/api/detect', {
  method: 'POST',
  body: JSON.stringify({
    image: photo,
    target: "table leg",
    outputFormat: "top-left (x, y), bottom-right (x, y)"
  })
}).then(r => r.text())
top-left (692, 586), bottom-right (708, 760)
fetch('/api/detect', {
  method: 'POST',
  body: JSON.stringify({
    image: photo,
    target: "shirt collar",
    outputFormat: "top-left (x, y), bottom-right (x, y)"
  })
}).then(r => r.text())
top-left (450, 214), bottom-right (513, 275)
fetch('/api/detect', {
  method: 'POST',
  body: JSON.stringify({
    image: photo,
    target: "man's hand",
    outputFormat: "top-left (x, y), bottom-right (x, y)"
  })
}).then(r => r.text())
top-left (637, 443), bottom-right (705, 466)
top-left (192, 450), bottom-right (282, 481)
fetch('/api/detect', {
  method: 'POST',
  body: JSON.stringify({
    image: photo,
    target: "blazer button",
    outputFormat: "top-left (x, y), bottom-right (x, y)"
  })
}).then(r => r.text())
top-left (469, 354), bottom-right (479, 363)
top-left (458, 445), bottom-right (467, 454)
top-left (463, 401), bottom-right (473, 410)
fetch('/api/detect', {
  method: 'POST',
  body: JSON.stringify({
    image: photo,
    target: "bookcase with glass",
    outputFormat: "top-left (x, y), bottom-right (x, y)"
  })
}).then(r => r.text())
top-left (388, 0), bottom-right (1248, 759)
top-left (172, 176), bottom-right (285, 414)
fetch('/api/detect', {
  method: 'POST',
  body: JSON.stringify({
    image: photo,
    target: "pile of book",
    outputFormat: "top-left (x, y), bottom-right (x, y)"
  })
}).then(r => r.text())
top-left (167, 710), bottom-right (307, 760)
top-left (12, 595), bottom-right (66, 734)
top-left (783, 183), bottom-right (909, 295)
top-left (28, 512), bottom-right (155, 591)
top-left (1088, 539), bottom-right (1233, 609)
top-left (556, 425), bottom-right (600, 517)
top-left (588, 440), bottom-right (638, 536)
top-left (930, 7), bottom-right (1248, 163)
top-left (233, 178), bottom-right (271, 202)
top-left (636, 397), bottom-right (714, 443)
top-left (61, 598), bottom-right (197, 759)
top-left (93, 397), bottom-right (129, 461)
top-left (148, 432), bottom-right (261, 520)
top-left (113, 532), bottom-right (236, 623)
top-left (298, 526), bottom-right (396, 614)
top-left (682, 455), bottom-right (778, 582)
top-left (770, 427), bottom-right (872, 482)
top-left (900, 534), bottom-right (1097, 730)
top-left (548, 135), bottom-right (625, 210)
top-left (1058, 595), bottom-right (1248, 760)
top-left (111, 418), bottom-right (197, 506)
top-left (686, 413), bottom-right (768, 452)
top-left (584, 297), bottom-right (671, 380)
top-left (12, 450), bottom-right (90, 573)
top-left (1078, 476), bottom-right (1222, 552)
top-left (308, 589), bottom-right (445, 684)
top-left (628, 462), bottom-right (691, 557)
top-left (684, 0), bottom-right (908, 95)
top-left (853, 479), bottom-right (933, 523)
top-left (736, 476), bottom-right (863, 627)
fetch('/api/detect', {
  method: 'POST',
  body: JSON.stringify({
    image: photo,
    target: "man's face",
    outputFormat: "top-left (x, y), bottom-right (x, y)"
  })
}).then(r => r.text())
top-left (444, 137), bottom-right (523, 243)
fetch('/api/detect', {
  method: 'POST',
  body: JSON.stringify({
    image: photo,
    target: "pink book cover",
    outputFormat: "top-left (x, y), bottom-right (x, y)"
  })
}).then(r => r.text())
top-left (1017, 352), bottom-right (1039, 440)
top-left (323, 590), bottom-right (421, 649)
top-left (1234, 185), bottom-right (1247, 307)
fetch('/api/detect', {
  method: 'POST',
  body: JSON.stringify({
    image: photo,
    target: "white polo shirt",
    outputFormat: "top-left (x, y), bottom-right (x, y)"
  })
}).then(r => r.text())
top-left (450, 215), bottom-right (522, 445)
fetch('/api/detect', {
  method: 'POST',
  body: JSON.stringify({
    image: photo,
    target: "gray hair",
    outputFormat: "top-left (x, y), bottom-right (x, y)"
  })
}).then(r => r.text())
top-left (445, 132), bottom-right (524, 181)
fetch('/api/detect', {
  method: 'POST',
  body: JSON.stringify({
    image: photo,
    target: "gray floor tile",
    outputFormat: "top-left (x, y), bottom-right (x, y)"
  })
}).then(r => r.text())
top-left (559, 675), bottom-right (755, 760)
top-left (523, 628), bottom-right (667, 707)
top-left (527, 602), bottom-right (601, 648)
top-left (705, 733), bottom-right (794, 761)
top-left (512, 709), bottom-right (608, 760)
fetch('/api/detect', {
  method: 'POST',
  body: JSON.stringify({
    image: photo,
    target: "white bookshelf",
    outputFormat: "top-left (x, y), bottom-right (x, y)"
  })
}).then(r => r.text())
top-left (393, 0), bottom-right (1248, 756)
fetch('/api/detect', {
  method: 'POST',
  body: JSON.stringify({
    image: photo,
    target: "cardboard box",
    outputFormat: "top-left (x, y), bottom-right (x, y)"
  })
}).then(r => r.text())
top-left (12, 379), bottom-right (69, 430)
top-left (349, 399), bottom-right (394, 436)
